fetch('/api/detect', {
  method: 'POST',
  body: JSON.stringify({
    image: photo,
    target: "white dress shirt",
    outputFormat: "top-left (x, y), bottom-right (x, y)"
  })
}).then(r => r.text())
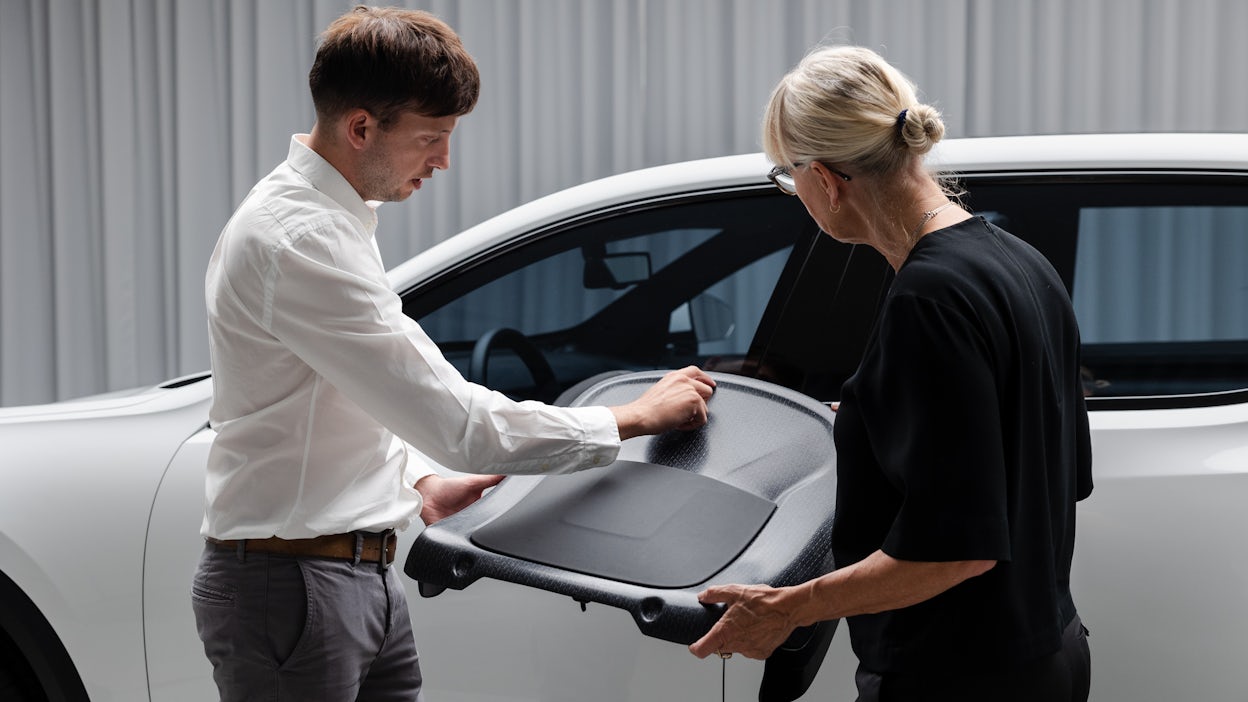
top-left (202, 135), bottom-right (620, 540)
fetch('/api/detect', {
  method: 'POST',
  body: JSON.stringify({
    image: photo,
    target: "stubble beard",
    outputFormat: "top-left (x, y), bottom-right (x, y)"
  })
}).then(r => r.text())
top-left (357, 163), bottom-right (407, 202)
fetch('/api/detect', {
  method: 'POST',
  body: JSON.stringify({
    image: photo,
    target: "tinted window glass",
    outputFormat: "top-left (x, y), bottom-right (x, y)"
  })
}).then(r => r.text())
top-left (962, 175), bottom-right (1248, 403)
top-left (408, 193), bottom-right (814, 400)
top-left (1074, 206), bottom-right (1248, 343)
top-left (419, 227), bottom-right (719, 340)
top-left (1073, 203), bottom-right (1248, 398)
top-left (750, 237), bottom-right (892, 402)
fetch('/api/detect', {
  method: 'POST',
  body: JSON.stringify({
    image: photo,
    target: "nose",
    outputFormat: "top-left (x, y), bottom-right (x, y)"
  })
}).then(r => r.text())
top-left (429, 137), bottom-right (451, 171)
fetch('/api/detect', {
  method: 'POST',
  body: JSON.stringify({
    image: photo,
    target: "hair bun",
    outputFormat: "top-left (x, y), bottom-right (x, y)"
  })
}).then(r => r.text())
top-left (898, 103), bottom-right (945, 155)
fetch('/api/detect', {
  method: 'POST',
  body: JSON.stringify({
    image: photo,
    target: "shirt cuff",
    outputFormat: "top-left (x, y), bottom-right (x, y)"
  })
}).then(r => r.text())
top-left (578, 405), bottom-right (623, 469)
top-left (403, 445), bottom-right (441, 487)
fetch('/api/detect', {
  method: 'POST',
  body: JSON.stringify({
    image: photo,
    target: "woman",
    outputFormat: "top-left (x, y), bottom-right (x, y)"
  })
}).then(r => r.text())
top-left (689, 46), bottom-right (1093, 701)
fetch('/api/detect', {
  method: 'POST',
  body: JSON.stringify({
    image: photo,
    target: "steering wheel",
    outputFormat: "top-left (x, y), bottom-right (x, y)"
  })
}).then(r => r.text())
top-left (468, 327), bottom-right (559, 400)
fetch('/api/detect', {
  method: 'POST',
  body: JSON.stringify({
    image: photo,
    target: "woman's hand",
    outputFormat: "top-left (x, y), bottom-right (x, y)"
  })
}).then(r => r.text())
top-left (689, 551), bottom-right (996, 659)
top-left (689, 583), bottom-right (803, 660)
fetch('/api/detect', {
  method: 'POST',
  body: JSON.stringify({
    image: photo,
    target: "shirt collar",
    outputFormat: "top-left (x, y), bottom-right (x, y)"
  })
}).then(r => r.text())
top-left (287, 134), bottom-right (379, 233)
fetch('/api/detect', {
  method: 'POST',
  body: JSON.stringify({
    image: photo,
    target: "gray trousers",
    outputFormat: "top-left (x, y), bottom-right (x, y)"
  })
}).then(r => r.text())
top-left (192, 543), bottom-right (424, 702)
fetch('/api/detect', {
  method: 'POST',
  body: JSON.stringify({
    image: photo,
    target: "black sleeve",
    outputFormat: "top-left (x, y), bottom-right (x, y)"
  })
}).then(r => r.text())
top-left (856, 293), bottom-right (1013, 562)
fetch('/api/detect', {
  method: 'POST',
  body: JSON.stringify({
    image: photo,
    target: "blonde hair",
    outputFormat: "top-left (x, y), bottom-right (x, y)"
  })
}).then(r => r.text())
top-left (762, 46), bottom-right (944, 177)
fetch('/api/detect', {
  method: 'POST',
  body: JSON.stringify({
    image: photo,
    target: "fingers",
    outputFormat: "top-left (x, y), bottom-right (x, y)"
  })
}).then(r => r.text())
top-left (671, 365), bottom-right (716, 398)
top-left (697, 585), bottom-right (735, 605)
top-left (689, 584), bottom-right (797, 660)
top-left (467, 474), bottom-right (506, 491)
top-left (659, 366), bottom-right (715, 396)
top-left (660, 367), bottom-right (715, 429)
top-left (688, 586), bottom-right (738, 658)
top-left (610, 367), bottom-right (720, 438)
top-left (688, 624), bottom-right (725, 659)
top-left (674, 396), bottom-right (709, 431)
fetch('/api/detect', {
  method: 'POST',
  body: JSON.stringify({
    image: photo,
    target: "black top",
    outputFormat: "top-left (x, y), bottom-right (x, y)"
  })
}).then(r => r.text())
top-left (831, 216), bottom-right (1093, 673)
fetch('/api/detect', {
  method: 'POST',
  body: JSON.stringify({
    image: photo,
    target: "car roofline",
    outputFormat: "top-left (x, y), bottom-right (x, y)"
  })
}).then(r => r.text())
top-left (388, 133), bottom-right (1248, 291)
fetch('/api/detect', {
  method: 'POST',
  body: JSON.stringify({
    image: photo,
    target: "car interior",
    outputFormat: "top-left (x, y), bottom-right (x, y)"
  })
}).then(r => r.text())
top-left (404, 191), bottom-right (826, 403)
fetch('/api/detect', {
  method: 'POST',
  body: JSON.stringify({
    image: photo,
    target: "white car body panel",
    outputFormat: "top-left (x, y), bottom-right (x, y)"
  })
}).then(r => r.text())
top-left (3, 133), bottom-right (1247, 701)
top-left (1075, 404), bottom-right (1248, 700)
top-left (0, 379), bottom-right (212, 701)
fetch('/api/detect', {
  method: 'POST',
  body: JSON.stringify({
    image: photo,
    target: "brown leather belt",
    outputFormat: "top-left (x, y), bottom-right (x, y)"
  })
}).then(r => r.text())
top-left (207, 530), bottom-right (398, 568)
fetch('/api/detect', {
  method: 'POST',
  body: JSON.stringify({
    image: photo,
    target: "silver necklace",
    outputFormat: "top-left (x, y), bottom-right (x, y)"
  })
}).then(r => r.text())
top-left (910, 200), bottom-right (956, 240)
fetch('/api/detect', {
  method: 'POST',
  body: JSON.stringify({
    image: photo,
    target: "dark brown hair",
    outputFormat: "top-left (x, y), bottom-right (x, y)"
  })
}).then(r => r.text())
top-left (309, 6), bottom-right (480, 127)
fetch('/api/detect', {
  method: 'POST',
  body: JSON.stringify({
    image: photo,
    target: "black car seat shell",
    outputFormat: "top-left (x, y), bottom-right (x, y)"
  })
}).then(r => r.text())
top-left (405, 371), bottom-right (839, 700)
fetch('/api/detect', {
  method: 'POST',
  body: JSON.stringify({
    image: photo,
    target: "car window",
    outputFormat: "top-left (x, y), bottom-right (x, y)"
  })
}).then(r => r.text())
top-left (417, 227), bottom-right (720, 340)
top-left (668, 246), bottom-right (793, 357)
top-left (1073, 203), bottom-right (1248, 399)
top-left (747, 237), bottom-right (892, 402)
top-left (961, 175), bottom-right (1248, 406)
top-left (407, 173), bottom-right (1248, 409)
top-left (1074, 206), bottom-right (1248, 343)
top-left (407, 192), bottom-right (816, 401)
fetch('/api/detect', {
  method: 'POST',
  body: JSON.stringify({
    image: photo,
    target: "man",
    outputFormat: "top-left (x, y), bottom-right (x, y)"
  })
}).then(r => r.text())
top-left (192, 7), bottom-right (715, 701)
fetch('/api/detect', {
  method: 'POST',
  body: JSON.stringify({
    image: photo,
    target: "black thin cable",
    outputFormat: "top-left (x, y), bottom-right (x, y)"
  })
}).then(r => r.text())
top-left (721, 655), bottom-right (727, 702)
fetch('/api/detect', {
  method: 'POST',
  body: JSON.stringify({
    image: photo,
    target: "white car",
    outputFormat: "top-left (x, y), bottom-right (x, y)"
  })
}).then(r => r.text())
top-left (2, 133), bottom-right (1247, 702)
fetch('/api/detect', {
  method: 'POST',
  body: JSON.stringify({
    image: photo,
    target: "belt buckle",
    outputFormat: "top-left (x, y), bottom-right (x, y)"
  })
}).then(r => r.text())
top-left (377, 528), bottom-right (396, 572)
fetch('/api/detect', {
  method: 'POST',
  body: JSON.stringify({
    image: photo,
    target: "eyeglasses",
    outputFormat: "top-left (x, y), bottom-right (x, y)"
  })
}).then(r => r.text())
top-left (767, 163), bottom-right (852, 196)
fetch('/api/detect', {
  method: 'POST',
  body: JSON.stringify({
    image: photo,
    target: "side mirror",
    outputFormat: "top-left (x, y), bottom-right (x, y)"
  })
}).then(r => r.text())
top-left (584, 252), bottom-right (652, 290)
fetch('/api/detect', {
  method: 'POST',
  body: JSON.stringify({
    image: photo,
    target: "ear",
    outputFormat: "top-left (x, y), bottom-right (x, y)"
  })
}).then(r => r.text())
top-left (342, 108), bottom-right (377, 151)
top-left (807, 162), bottom-right (842, 209)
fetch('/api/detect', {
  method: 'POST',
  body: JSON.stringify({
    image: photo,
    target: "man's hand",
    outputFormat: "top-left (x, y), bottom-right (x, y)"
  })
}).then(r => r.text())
top-left (416, 473), bottom-right (505, 525)
top-left (610, 366), bottom-right (716, 440)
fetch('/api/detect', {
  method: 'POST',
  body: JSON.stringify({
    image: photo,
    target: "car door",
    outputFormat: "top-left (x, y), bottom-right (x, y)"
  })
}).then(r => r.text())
top-left (964, 173), bottom-right (1248, 702)
top-left (401, 188), bottom-right (863, 702)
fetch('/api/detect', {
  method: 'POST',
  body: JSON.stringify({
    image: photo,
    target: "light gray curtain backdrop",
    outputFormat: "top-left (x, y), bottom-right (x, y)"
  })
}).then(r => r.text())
top-left (1, 0), bottom-right (1245, 406)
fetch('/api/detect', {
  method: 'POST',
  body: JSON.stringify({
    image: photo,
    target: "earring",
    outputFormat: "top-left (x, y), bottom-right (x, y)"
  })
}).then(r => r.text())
top-left (830, 203), bottom-right (841, 214)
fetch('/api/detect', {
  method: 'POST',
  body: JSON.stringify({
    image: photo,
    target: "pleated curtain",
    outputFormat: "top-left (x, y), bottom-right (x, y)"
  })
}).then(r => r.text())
top-left (1, 0), bottom-right (1244, 406)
